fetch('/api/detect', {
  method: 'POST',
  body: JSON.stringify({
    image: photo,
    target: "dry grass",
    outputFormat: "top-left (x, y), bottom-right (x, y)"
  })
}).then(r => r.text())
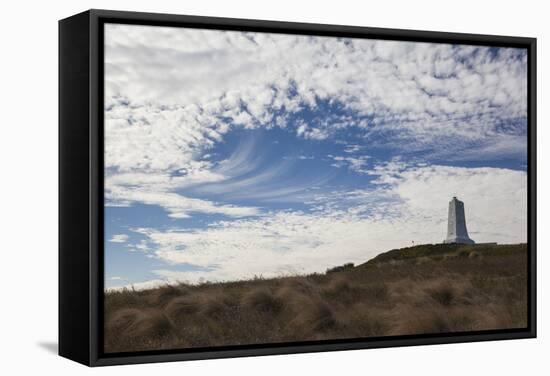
top-left (104, 243), bottom-right (528, 353)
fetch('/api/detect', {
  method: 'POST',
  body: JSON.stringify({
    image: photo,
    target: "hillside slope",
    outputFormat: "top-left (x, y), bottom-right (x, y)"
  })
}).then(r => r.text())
top-left (104, 243), bottom-right (528, 353)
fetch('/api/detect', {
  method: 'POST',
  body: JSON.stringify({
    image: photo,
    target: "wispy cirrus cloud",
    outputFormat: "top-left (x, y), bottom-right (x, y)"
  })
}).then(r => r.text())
top-left (124, 163), bottom-right (526, 286)
top-left (107, 185), bottom-right (261, 219)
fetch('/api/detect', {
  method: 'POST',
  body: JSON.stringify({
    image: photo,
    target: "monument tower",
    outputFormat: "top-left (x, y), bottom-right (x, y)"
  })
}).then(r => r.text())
top-left (444, 196), bottom-right (475, 244)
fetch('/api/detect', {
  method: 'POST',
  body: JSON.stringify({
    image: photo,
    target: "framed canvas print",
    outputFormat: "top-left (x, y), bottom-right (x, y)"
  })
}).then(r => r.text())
top-left (59, 9), bottom-right (537, 366)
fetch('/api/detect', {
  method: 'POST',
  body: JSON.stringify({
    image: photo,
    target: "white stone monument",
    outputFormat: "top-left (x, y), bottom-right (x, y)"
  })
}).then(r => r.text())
top-left (444, 196), bottom-right (475, 244)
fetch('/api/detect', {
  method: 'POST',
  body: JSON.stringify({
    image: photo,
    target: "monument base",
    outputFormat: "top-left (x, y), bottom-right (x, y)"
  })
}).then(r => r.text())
top-left (443, 237), bottom-right (475, 245)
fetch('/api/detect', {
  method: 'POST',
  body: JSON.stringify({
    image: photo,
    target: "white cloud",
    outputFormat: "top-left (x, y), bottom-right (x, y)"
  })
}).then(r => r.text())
top-left (329, 155), bottom-right (370, 174)
top-left (105, 24), bottom-right (527, 168)
top-left (131, 164), bottom-right (526, 284)
top-left (106, 279), bottom-right (169, 292)
top-left (103, 25), bottom-right (527, 218)
top-left (104, 143), bottom-right (263, 217)
top-left (296, 122), bottom-right (329, 140)
top-left (108, 234), bottom-right (129, 243)
top-left (126, 239), bottom-right (150, 253)
top-left (343, 144), bottom-right (362, 153)
top-left (379, 163), bottom-right (527, 242)
top-left (107, 184), bottom-right (261, 219)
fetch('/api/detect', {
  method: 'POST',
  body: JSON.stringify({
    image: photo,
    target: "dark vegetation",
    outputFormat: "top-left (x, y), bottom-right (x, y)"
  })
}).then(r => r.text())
top-left (104, 243), bottom-right (528, 353)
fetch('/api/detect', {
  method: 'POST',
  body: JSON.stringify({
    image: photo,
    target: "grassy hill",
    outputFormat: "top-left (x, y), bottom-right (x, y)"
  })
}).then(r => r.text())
top-left (104, 243), bottom-right (528, 353)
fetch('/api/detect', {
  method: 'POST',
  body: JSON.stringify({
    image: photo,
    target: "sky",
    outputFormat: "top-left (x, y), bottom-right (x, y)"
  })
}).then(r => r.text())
top-left (103, 23), bottom-right (528, 290)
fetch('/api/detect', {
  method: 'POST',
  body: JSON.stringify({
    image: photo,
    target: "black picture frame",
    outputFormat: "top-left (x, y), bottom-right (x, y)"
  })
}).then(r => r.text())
top-left (59, 9), bottom-right (537, 367)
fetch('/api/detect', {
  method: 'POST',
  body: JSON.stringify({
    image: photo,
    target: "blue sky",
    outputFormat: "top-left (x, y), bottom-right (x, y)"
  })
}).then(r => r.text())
top-left (104, 24), bottom-right (528, 289)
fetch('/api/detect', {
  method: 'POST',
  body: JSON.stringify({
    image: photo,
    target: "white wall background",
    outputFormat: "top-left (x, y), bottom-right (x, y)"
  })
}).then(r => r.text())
top-left (0, 0), bottom-right (547, 374)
